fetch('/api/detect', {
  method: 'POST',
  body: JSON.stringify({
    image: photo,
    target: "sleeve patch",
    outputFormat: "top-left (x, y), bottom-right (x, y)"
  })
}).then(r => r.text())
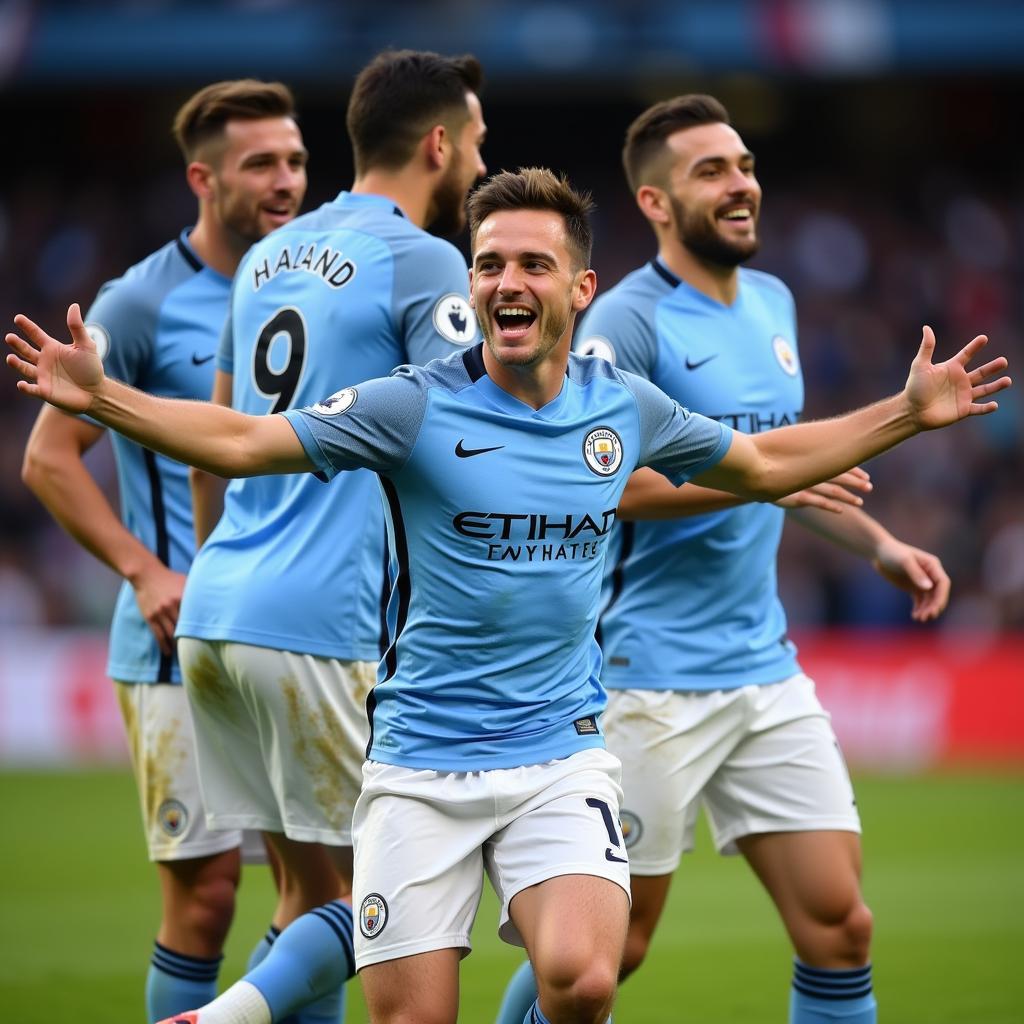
top-left (576, 335), bottom-right (616, 365)
top-left (313, 387), bottom-right (358, 416)
top-left (85, 322), bottom-right (111, 362)
top-left (432, 294), bottom-right (477, 346)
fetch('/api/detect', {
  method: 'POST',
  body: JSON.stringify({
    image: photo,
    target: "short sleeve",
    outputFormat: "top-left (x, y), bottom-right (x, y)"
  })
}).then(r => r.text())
top-left (393, 236), bottom-right (476, 364)
top-left (281, 366), bottom-right (430, 480)
top-left (216, 293), bottom-right (235, 374)
top-left (575, 292), bottom-right (659, 378)
top-left (619, 370), bottom-right (733, 484)
top-left (85, 279), bottom-right (156, 388)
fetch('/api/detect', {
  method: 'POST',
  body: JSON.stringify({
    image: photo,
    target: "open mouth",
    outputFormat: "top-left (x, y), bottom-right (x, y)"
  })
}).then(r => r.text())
top-left (718, 206), bottom-right (754, 225)
top-left (262, 204), bottom-right (293, 222)
top-left (494, 305), bottom-right (537, 338)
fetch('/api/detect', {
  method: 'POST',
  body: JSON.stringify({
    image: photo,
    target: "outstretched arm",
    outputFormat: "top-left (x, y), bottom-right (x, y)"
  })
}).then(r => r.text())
top-left (692, 327), bottom-right (1010, 500)
top-left (7, 305), bottom-right (311, 478)
top-left (618, 466), bottom-right (871, 521)
top-left (788, 505), bottom-right (950, 622)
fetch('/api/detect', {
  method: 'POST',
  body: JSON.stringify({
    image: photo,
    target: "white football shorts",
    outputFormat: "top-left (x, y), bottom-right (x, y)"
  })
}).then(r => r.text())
top-left (350, 746), bottom-right (631, 970)
top-left (177, 638), bottom-right (374, 845)
top-left (603, 674), bottom-right (861, 874)
top-left (115, 680), bottom-right (243, 862)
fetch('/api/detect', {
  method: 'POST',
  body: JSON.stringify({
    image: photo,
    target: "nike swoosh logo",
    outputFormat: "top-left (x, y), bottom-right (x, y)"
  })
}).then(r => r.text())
top-left (684, 354), bottom-right (718, 371)
top-left (455, 440), bottom-right (505, 458)
top-left (605, 847), bottom-right (628, 864)
top-left (191, 353), bottom-right (215, 366)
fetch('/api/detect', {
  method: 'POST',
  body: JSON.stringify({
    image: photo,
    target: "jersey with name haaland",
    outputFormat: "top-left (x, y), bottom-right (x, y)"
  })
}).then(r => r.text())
top-left (283, 344), bottom-right (733, 771)
top-left (576, 260), bottom-right (804, 690)
top-left (177, 192), bottom-right (476, 660)
top-left (84, 231), bottom-right (227, 683)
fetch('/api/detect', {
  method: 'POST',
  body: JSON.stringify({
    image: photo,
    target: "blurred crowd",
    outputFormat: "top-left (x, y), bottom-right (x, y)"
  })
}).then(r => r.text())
top-left (1, 85), bottom-right (1021, 634)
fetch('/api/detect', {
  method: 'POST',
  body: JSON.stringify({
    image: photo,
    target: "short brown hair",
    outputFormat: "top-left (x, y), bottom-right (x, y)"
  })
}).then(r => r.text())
top-left (623, 94), bottom-right (730, 192)
top-left (467, 167), bottom-right (595, 270)
top-left (172, 79), bottom-right (297, 161)
top-left (347, 50), bottom-right (483, 174)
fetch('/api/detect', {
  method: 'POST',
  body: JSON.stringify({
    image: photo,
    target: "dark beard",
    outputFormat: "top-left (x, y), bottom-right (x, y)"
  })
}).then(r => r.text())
top-left (427, 158), bottom-right (467, 238)
top-left (670, 195), bottom-right (759, 268)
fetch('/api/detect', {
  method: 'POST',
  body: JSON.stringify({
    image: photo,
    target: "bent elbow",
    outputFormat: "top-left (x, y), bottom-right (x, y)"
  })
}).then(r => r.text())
top-left (21, 444), bottom-right (52, 496)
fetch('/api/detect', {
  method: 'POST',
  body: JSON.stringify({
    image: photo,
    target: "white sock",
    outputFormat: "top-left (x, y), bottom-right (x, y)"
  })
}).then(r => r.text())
top-left (196, 981), bottom-right (272, 1024)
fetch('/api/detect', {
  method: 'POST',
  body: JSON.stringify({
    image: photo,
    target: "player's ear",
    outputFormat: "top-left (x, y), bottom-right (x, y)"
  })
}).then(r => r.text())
top-left (636, 185), bottom-right (670, 226)
top-left (424, 124), bottom-right (447, 171)
top-left (186, 161), bottom-right (216, 202)
top-left (572, 268), bottom-right (598, 312)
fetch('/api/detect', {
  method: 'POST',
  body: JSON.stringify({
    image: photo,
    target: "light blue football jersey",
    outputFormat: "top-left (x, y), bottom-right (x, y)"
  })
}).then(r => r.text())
top-left (282, 344), bottom-right (732, 771)
top-left (177, 192), bottom-right (476, 659)
top-left (576, 260), bottom-right (805, 690)
top-left (84, 231), bottom-right (227, 683)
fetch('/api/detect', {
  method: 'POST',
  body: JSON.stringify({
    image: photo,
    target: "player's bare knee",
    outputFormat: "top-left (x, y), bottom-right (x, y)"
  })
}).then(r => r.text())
top-left (179, 872), bottom-right (238, 943)
top-left (540, 959), bottom-right (618, 1022)
top-left (839, 900), bottom-right (873, 961)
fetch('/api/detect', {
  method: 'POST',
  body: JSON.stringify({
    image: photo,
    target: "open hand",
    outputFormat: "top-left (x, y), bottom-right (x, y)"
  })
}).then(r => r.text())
top-left (906, 326), bottom-right (1011, 430)
top-left (776, 467), bottom-right (872, 514)
top-left (872, 538), bottom-right (951, 622)
top-left (5, 304), bottom-right (104, 414)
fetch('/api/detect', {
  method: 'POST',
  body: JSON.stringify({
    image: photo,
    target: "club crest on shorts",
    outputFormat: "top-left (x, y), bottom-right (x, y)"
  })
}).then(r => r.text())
top-left (85, 322), bottom-right (111, 362)
top-left (433, 293), bottom-right (477, 345)
top-left (157, 798), bottom-right (188, 838)
top-left (359, 893), bottom-right (389, 939)
top-left (619, 810), bottom-right (643, 849)
top-left (583, 426), bottom-right (623, 477)
top-left (314, 387), bottom-right (357, 416)
top-left (576, 335), bottom-right (616, 365)
top-left (772, 335), bottom-right (799, 377)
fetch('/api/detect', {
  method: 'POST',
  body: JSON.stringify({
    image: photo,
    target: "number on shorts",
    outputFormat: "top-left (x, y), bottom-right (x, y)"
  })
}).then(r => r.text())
top-left (253, 307), bottom-right (307, 413)
top-left (586, 797), bottom-right (628, 863)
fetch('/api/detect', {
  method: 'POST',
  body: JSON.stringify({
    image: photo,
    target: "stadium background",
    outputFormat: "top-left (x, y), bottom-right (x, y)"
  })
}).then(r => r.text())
top-left (0, 1), bottom-right (1021, 1021)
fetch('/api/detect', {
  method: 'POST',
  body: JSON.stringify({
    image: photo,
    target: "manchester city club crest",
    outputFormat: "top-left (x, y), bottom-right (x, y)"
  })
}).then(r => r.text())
top-left (359, 893), bottom-right (389, 939)
top-left (772, 335), bottom-right (799, 377)
top-left (432, 293), bottom-right (477, 345)
top-left (583, 426), bottom-right (623, 477)
top-left (157, 798), bottom-right (188, 838)
top-left (313, 387), bottom-right (358, 416)
top-left (619, 810), bottom-right (643, 849)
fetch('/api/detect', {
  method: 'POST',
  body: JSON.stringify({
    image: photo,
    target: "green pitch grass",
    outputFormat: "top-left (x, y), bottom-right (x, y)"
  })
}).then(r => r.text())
top-left (0, 770), bottom-right (1020, 1022)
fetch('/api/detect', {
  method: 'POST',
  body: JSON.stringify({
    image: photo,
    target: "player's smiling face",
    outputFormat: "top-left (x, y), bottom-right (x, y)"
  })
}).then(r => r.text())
top-left (471, 208), bottom-right (595, 369)
top-left (206, 116), bottom-right (308, 244)
top-left (665, 121), bottom-right (761, 267)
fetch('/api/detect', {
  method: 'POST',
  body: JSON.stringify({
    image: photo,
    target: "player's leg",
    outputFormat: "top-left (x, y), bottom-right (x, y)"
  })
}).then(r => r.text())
top-left (704, 675), bottom-right (875, 1023)
top-left (494, 688), bottom-right (725, 1024)
top-left (237, 649), bottom-right (366, 1024)
top-left (491, 748), bottom-right (632, 1024)
top-left (511, 875), bottom-right (628, 1024)
top-left (172, 641), bottom-right (367, 1024)
top-left (737, 830), bottom-right (875, 1022)
top-left (609, 687), bottom-right (736, 979)
top-left (360, 949), bottom-right (462, 1024)
top-left (353, 761), bottom-right (495, 1024)
top-left (116, 680), bottom-right (243, 1022)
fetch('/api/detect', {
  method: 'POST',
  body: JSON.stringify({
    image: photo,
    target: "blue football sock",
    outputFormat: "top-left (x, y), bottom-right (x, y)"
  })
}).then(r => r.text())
top-left (247, 901), bottom-right (355, 1022)
top-left (145, 940), bottom-right (222, 1022)
top-left (790, 960), bottom-right (877, 1023)
top-left (497, 961), bottom-right (539, 1024)
top-left (247, 925), bottom-right (280, 972)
